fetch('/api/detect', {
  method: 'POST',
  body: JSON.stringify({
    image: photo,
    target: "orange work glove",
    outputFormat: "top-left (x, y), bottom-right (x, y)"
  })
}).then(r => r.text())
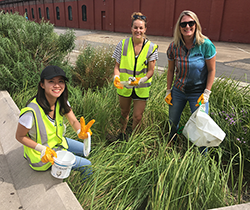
top-left (35, 144), bottom-right (57, 165)
top-left (78, 116), bottom-right (95, 139)
top-left (113, 75), bottom-right (123, 89)
top-left (164, 89), bottom-right (173, 105)
top-left (195, 89), bottom-right (211, 106)
top-left (41, 147), bottom-right (57, 164)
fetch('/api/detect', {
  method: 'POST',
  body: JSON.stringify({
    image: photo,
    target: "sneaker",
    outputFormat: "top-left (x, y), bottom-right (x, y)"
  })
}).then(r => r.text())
top-left (116, 133), bottom-right (128, 141)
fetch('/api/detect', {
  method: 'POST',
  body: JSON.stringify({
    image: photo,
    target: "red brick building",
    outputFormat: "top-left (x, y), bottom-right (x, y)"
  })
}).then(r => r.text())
top-left (0, 0), bottom-right (249, 43)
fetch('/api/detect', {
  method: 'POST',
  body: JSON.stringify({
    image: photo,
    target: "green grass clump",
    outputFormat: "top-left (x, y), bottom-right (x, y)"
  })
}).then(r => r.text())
top-left (72, 45), bottom-right (115, 91)
top-left (62, 71), bottom-right (249, 209)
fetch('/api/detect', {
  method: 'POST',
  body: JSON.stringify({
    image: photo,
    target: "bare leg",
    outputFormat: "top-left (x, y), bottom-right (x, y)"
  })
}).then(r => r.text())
top-left (119, 95), bottom-right (132, 133)
top-left (132, 100), bottom-right (146, 133)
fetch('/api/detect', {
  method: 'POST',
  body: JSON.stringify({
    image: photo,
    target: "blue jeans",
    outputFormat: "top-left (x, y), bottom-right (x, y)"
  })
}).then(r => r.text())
top-left (66, 137), bottom-right (92, 177)
top-left (169, 87), bottom-right (209, 153)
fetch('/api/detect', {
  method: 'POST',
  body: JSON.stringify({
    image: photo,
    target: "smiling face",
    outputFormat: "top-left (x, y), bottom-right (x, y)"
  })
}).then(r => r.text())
top-left (131, 19), bottom-right (147, 40)
top-left (179, 15), bottom-right (196, 40)
top-left (40, 76), bottom-right (65, 102)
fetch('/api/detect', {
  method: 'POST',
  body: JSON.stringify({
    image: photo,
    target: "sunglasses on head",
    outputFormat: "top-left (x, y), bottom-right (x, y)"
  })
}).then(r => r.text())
top-left (180, 21), bottom-right (196, 28)
top-left (133, 14), bottom-right (146, 21)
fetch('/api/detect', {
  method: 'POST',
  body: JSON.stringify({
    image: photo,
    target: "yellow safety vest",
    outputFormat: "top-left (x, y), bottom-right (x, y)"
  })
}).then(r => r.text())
top-left (117, 37), bottom-right (158, 98)
top-left (19, 98), bottom-right (68, 171)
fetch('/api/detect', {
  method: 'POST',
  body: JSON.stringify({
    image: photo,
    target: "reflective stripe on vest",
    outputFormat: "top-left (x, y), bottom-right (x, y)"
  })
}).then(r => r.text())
top-left (122, 38), bottom-right (130, 56)
top-left (27, 103), bottom-right (48, 145)
top-left (25, 154), bottom-right (45, 168)
top-left (122, 83), bottom-right (151, 89)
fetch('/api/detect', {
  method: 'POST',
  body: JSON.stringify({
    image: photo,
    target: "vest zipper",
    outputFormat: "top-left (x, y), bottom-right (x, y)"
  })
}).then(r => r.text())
top-left (134, 57), bottom-right (138, 77)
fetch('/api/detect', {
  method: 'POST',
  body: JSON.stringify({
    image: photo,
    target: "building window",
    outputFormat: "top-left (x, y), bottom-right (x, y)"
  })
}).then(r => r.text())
top-left (31, 8), bottom-right (34, 19)
top-left (68, 6), bottom-right (72, 21)
top-left (56, 7), bottom-right (60, 20)
top-left (82, 5), bottom-right (87, 21)
top-left (46, 7), bottom-right (50, 20)
top-left (10, 9), bottom-right (12, 13)
top-left (38, 8), bottom-right (42, 19)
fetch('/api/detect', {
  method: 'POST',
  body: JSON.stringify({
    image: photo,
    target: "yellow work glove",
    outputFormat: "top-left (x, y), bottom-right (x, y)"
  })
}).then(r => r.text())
top-left (164, 89), bottom-right (173, 105)
top-left (195, 89), bottom-right (211, 106)
top-left (113, 75), bottom-right (123, 89)
top-left (35, 144), bottom-right (57, 165)
top-left (77, 116), bottom-right (95, 139)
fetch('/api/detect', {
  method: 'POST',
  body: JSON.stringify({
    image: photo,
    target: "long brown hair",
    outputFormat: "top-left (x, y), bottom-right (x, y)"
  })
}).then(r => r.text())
top-left (173, 10), bottom-right (208, 47)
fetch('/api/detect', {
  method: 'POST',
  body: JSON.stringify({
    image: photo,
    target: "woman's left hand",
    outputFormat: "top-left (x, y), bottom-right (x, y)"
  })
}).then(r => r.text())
top-left (78, 117), bottom-right (95, 139)
top-left (138, 76), bottom-right (148, 85)
top-left (195, 89), bottom-right (211, 106)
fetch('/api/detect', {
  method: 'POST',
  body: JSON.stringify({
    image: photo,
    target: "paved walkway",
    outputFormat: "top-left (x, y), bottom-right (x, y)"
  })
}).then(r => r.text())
top-left (54, 27), bottom-right (250, 84)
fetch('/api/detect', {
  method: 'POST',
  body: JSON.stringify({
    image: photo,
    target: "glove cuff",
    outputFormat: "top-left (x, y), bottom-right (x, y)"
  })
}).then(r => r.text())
top-left (139, 76), bottom-right (148, 85)
top-left (143, 76), bottom-right (148, 82)
top-left (204, 89), bottom-right (211, 96)
top-left (166, 89), bottom-right (171, 96)
top-left (35, 144), bottom-right (46, 153)
top-left (114, 75), bottom-right (120, 80)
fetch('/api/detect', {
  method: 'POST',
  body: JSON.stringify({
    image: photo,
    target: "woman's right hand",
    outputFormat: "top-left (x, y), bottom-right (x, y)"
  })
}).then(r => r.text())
top-left (113, 75), bottom-right (123, 89)
top-left (165, 89), bottom-right (173, 105)
top-left (35, 144), bottom-right (57, 164)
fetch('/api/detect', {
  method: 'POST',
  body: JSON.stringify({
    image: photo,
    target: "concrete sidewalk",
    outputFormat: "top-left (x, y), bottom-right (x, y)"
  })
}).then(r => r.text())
top-left (55, 27), bottom-right (250, 83)
top-left (0, 91), bottom-right (83, 210)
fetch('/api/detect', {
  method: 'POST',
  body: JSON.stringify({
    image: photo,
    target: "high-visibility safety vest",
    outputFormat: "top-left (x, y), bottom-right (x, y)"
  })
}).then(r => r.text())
top-left (19, 98), bottom-right (68, 171)
top-left (117, 37), bottom-right (158, 98)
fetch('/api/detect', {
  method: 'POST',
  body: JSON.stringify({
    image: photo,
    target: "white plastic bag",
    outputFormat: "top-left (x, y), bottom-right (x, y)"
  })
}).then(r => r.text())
top-left (182, 104), bottom-right (226, 147)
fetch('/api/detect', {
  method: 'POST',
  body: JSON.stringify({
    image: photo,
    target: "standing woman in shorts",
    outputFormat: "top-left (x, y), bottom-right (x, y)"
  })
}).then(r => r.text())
top-left (112, 12), bottom-right (158, 140)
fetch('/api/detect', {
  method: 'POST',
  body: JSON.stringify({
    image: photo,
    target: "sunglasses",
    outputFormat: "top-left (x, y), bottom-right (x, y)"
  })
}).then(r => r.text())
top-left (180, 21), bottom-right (196, 28)
top-left (133, 15), bottom-right (146, 21)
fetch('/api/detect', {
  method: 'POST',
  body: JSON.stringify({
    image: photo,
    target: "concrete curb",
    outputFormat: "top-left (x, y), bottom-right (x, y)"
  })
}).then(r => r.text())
top-left (210, 203), bottom-right (250, 210)
top-left (0, 91), bottom-right (83, 210)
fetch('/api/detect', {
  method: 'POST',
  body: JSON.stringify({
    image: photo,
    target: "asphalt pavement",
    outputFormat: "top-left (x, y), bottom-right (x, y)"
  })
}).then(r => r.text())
top-left (54, 27), bottom-right (250, 84)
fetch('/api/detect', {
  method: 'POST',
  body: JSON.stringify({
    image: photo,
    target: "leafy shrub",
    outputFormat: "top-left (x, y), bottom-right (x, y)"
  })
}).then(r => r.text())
top-left (0, 12), bottom-right (75, 92)
top-left (72, 45), bottom-right (115, 91)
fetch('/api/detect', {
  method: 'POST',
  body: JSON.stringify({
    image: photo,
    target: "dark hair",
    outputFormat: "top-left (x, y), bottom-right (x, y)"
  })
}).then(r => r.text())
top-left (26, 78), bottom-right (71, 116)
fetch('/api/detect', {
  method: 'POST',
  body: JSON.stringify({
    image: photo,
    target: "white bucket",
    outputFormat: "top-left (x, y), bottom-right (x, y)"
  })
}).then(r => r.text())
top-left (51, 150), bottom-right (76, 179)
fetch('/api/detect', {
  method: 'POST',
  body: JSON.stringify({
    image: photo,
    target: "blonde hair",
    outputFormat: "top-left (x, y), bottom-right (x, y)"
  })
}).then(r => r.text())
top-left (131, 12), bottom-right (147, 28)
top-left (173, 10), bottom-right (207, 47)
